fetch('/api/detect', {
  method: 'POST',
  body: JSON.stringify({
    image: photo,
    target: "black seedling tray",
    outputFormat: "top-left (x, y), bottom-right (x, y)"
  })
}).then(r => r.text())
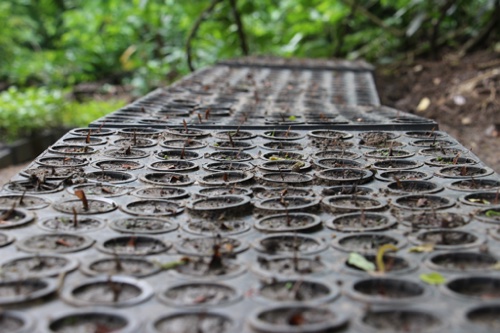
top-left (1, 126), bottom-right (499, 332)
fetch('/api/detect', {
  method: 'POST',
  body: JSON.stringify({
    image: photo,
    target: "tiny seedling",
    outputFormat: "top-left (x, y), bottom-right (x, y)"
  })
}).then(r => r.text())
top-left (376, 244), bottom-right (398, 273)
top-left (74, 189), bottom-right (89, 211)
top-left (72, 207), bottom-right (78, 229)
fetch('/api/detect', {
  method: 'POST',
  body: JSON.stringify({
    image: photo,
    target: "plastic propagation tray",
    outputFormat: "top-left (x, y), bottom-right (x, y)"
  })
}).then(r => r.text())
top-left (88, 63), bottom-right (437, 130)
top-left (1, 126), bottom-right (500, 333)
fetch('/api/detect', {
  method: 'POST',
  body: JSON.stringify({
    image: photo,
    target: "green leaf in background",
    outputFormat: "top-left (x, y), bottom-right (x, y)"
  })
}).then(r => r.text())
top-left (420, 272), bottom-right (446, 285)
top-left (485, 210), bottom-right (500, 218)
top-left (347, 252), bottom-right (375, 272)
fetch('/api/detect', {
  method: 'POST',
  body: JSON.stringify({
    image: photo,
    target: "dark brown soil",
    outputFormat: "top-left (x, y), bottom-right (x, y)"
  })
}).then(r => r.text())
top-left (376, 49), bottom-right (500, 173)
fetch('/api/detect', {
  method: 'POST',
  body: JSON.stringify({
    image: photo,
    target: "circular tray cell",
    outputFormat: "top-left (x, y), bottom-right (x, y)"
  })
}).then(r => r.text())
top-left (199, 171), bottom-right (254, 186)
top-left (197, 186), bottom-right (252, 198)
top-left (148, 160), bottom-right (198, 172)
top-left (475, 206), bottom-right (500, 224)
top-left (257, 278), bottom-right (338, 304)
top-left (172, 257), bottom-right (246, 279)
top-left (426, 156), bottom-right (478, 167)
top-left (321, 186), bottom-right (372, 196)
top-left (410, 229), bottom-right (483, 250)
top-left (387, 180), bottom-right (443, 194)
top-left (447, 179), bottom-right (500, 192)
top-left (131, 186), bottom-right (189, 200)
top-left (39, 216), bottom-right (105, 233)
top-left (0, 207), bottom-right (34, 228)
top-left (203, 162), bottom-right (254, 172)
top-left (255, 213), bottom-right (321, 233)
top-left (117, 127), bottom-right (162, 138)
top-left (1, 254), bottom-right (78, 278)
top-left (259, 160), bottom-right (311, 173)
top-left (0, 311), bottom-right (32, 333)
top-left (4, 179), bottom-right (63, 194)
top-left (461, 192), bottom-right (500, 206)
top-left (187, 195), bottom-right (251, 219)
top-left (208, 150), bottom-right (253, 162)
top-left (359, 309), bottom-right (443, 333)
top-left (160, 139), bottom-right (206, 149)
top-left (81, 257), bottom-right (160, 278)
top-left (313, 158), bottom-right (362, 169)
top-left (358, 131), bottom-right (400, 146)
top-left (327, 212), bottom-right (395, 232)
top-left (70, 128), bottom-right (115, 136)
top-left (253, 256), bottom-right (328, 278)
top-left (210, 140), bottom-right (255, 150)
top-left (364, 148), bottom-right (414, 159)
top-left (308, 129), bottom-right (352, 140)
top-left (411, 139), bottom-right (456, 147)
top-left (17, 234), bottom-right (94, 253)
top-left (316, 168), bottom-right (374, 185)
top-left (262, 141), bottom-right (304, 151)
top-left (98, 235), bottom-right (171, 256)
top-left (61, 135), bottom-right (106, 146)
top-left (159, 282), bottom-right (241, 307)
top-left (426, 251), bottom-right (499, 272)
top-left (405, 130), bottom-right (445, 138)
top-left (436, 165), bottom-right (493, 178)
top-left (376, 170), bottom-right (432, 182)
top-left (213, 130), bottom-right (256, 140)
top-left (419, 147), bottom-right (464, 157)
top-left (332, 232), bottom-right (406, 254)
top-left (359, 140), bottom-right (404, 149)
top-left (444, 276), bottom-right (500, 300)
top-left (310, 138), bottom-right (354, 149)
top-left (312, 150), bottom-right (360, 160)
top-left (48, 145), bottom-right (97, 155)
top-left (347, 277), bottom-right (428, 304)
top-left (465, 303), bottom-right (500, 332)
top-left (36, 156), bottom-right (89, 167)
top-left (91, 159), bottom-right (143, 171)
top-left (392, 195), bottom-right (454, 210)
top-left (261, 130), bottom-right (304, 141)
top-left (183, 220), bottom-right (250, 236)
top-left (53, 198), bottom-right (117, 215)
top-left (150, 312), bottom-right (234, 333)
top-left (0, 278), bottom-right (56, 306)
top-left (122, 200), bottom-right (183, 216)
top-left (261, 151), bottom-right (306, 161)
top-left (62, 276), bottom-right (153, 307)
top-left (21, 165), bottom-right (85, 180)
top-left (322, 195), bottom-right (387, 213)
top-left (0, 194), bottom-right (50, 210)
top-left (103, 148), bottom-right (149, 159)
top-left (249, 305), bottom-right (347, 333)
top-left (68, 183), bottom-right (134, 198)
top-left (253, 187), bottom-right (314, 199)
top-left (140, 172), bottom-right (194, 186)
top-left (344, 254), bottom-right (415, 276)
top-left (113, 137), bottom-right (157, 148)
top-left (175, 236), bottom-right (247, 256)
top-left (110, 217), bottom-right (178, 234)
top-left (48, 310), bottom-right (137, 333)
top-left (259, 172), bottom-right (314, 186)
top-left (402, 211), bottom-right (468, 229)
top-left (253, 234), bottom-right (327, 255)
top-left (372, 159), bottom-right (422, 170)
top-left (254, 197), bottom-right (320, 214)
top-left (165, 127), bottom-right (210, 138)
top-left (84, 171), bottom-right (136, 184)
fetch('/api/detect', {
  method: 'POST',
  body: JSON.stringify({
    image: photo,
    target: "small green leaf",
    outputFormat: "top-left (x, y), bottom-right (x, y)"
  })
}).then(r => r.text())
top-left (156, 260), bottom-right (186, 270)
top-left (420, 272), bottom-right (446, 285)
top-left (348, 253), bottom-right (375, 272)
top-left (485, 210), bottom-right (500, 217)
top-left (288, 115), bottom-right (297, 121)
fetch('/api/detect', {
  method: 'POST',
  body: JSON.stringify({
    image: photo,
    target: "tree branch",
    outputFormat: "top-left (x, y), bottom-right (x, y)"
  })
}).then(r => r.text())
top-left (185, 0), bottom-right (223, 72)
top-left (229, 0), bottom-right (249, 55)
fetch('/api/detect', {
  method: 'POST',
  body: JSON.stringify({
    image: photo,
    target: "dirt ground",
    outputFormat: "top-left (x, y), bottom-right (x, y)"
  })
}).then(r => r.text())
top-left (0, 50), bottom-right (498, 185)
top-left (376, 49), bottom-right (500, 173)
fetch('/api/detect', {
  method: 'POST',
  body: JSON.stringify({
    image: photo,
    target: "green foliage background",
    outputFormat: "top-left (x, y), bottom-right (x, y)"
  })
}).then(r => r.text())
top-left (0, 0), bottom-right (497, 140)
